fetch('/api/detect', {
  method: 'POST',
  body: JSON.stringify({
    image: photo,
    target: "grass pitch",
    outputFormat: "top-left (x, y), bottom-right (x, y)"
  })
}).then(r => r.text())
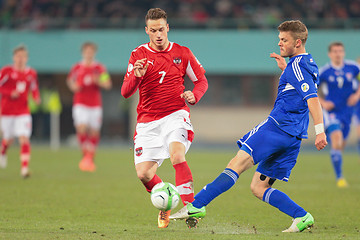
top-left (0, 145), bottom-right (359, 239)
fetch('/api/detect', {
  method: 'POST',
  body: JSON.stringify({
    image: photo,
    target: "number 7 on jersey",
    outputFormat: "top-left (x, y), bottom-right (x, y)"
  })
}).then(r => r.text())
top-left (159, 71), bottom-right (166, 84)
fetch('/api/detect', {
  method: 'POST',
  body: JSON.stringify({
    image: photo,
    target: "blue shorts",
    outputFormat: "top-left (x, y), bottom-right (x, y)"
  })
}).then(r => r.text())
top-left (323, 111), bottom-right (351, 140)
top-left (237, 118), bottom-right (301, 182)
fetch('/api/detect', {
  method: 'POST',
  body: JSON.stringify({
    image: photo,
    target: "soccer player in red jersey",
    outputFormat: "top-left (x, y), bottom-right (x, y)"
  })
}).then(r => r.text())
top-left (67, 42), bottom-right (112, 172)
top-left (0, 45), bottom-right (40, 178)
top-left (121, 8), bottom-right (208, 228)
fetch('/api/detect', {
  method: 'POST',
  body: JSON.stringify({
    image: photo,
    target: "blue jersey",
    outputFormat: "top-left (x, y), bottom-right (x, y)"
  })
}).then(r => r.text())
top-left (269, 53), bottom-right (319, 139)
top-left (319, 60), bottom-right (360, 124)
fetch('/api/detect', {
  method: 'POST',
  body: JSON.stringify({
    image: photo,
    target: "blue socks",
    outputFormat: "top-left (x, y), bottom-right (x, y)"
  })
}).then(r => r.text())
top-left (330, 149), bottom-right (343, 179)
top-left (192, 168), bottom-right (308, 219)
top-left (192, 168), bottom-right (239, 208)
top-left (263, 188), bottom-right (307, 218)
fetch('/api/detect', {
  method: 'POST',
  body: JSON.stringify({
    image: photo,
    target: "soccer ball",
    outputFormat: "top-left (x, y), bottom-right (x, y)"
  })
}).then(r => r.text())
top-left (150, 182), bottom-right (180, 211)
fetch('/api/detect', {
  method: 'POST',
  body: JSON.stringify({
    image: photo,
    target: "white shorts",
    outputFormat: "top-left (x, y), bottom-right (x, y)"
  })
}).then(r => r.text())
top-left (1, 115), bottom-right (32, 139)
top-left (72, 104), bottom-right (102, 130)
top-left (134, 110), bottom-right (194, 167)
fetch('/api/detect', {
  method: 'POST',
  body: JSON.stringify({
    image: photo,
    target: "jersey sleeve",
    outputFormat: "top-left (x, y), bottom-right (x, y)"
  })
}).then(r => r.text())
top-left (30, 70), bottom-right (40, 102)
top-left (67, 64), bottom-right (77, 80)
top-left (0, 67), bottom-right (12, 96)
top-left (287, 60), bottom-right (318, 101)
top-left (184, 48), bottom-right (206, 82)
top-left (98, 64), bottom-right (110, 83)
top-left (121, 50), bottom-right (143, 98)
top-left (354, 63), bottom-right (360, 78)
top-left (183, 48), bottom-right (208, 104)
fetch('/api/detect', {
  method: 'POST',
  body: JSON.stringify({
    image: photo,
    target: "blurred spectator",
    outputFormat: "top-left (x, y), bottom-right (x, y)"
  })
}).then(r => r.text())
top-left (0, 0), bottom-right (360, 30)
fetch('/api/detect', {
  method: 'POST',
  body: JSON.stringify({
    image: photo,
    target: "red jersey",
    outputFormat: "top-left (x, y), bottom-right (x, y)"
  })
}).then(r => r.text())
top-left (68, 62), bottom-right (107, 107)
top-left (0, 65), bottom-right (40, 115)
top-left (121, 42), bottom-right (208, 123)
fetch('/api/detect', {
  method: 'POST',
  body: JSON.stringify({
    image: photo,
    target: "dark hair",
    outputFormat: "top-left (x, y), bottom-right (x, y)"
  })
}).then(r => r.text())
top-left (328, 41), bottom-right (344, 52)
top-left (278, 20), bottom-right (308, 45)
top-left (13, 44), bottom-right (27, 55)
top-left (81, 42), bottom-right (97, 51)
top-left (145, 8), bottom-right (167, 24)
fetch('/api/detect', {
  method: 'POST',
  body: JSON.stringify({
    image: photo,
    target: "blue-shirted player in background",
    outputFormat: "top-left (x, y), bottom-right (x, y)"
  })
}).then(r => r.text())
top-left (354, 57), bottom-right (360, 161)
top-left (170, 20), bottom-right (327, 233)
top-left (318, 42), bottom-right (360, 188)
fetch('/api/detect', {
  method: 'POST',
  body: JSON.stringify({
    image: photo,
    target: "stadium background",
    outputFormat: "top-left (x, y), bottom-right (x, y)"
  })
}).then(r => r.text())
top-left (1, 0), bottom-right (360, 146)
top-left (2, 1), bottom-right (360, 239)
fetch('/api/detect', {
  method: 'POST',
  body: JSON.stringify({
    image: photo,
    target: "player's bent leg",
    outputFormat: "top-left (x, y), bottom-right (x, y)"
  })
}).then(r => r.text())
top-left (0, 138), bottom-right (12, 169)
top-left (79, 128), bottom-right (100, 172)
top-left (135, 161), bottom-right (169, 228)
top-left (19, 136), bottom-right (31, 178)
top-left (169, 141), bottom-right (194, 205)
top-left (170, 150), bottom-right (253, 221)
top-left (88, 129), bottom-right (100, 159)
top-left (76, 124), bottom-right (89, 156)
top-left (135, 161), bottom-right (159, 187)
top-left (250, 172), bottom-right (272, 200)
top-left (329, 130), bottom-right (347, 186)
top-left (255, 173), bottom-right (311, 232)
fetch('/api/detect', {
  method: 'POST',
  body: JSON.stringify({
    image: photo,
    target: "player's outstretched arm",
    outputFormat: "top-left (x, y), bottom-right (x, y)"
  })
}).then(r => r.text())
top-left (270, 52), bottom-right (287, 71)
top-left (307, 97), bottom-right (327, 150)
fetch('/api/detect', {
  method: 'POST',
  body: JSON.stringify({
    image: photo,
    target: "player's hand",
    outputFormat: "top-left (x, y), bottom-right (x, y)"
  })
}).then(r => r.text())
top-left (347, 93), bottom-right (360, 106)
top-left (315, 132), bottom-right (327, 151)
top-left (10, 90), bottom-right (20, 98)
top-left (70, 82), bottom-right (81, 92)
top-left (134, 58), bottom-right (149, 77)
top-left (270, 52), bottom-right (287, 71)
top-left (321, 100), bottom-right (335, 111)
top-left (181, 91), bottom-right (196, 104)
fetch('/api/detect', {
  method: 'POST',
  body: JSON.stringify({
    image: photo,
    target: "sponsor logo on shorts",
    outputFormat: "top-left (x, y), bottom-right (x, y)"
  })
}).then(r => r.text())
top-left (135, 147), bottom-right (143, 156)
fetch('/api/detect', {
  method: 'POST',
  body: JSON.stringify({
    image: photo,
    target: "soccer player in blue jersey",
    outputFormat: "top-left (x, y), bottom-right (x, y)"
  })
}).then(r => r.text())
top-left (170, 20), bottom-right (327, 233)
top-left (355, 58), bottom-right (360, 160)
top-left (318, 42), bottom-right (360, 188)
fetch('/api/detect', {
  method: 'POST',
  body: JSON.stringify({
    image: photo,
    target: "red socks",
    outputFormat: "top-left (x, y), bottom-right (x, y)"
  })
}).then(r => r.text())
top-left (88, 135), bottom-right (100, 156)
top-left (77, 132), bottom-right (100, 158)
top-left (173, 161), bottom-right (194, 205)
top-left (143, 174), bottom-right (162, 193)
top-left (1, 140), bottom-right (8, 155)
top-left (20, 142), bottom-right (30, 168)
top-left (77, 132), bottom-right (88, 155)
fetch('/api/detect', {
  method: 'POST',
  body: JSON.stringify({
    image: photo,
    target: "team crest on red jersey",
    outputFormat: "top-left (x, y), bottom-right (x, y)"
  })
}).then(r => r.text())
top-left (173, 57), bottom-right (182, 65)
top-left (135, 147), bottom-right (143, 156)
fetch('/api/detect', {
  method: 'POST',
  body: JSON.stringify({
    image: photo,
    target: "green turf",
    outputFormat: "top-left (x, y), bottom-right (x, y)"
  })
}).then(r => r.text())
top-left (0, 146), bottom-right (360, 239)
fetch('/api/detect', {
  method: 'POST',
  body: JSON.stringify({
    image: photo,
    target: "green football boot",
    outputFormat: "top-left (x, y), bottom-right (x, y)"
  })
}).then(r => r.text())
top-left (169, 203), bottom-right (206, 220)
top-left (282, 212), bottom-right (314, 233)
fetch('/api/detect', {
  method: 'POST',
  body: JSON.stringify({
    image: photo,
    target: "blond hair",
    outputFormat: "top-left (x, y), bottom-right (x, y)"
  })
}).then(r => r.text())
top-left (278, 20), bottom-right (308, 45)
top-left (81, 42), bottom-right (97, 52)
top-left (13, 45), bottom-right (27, 55)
